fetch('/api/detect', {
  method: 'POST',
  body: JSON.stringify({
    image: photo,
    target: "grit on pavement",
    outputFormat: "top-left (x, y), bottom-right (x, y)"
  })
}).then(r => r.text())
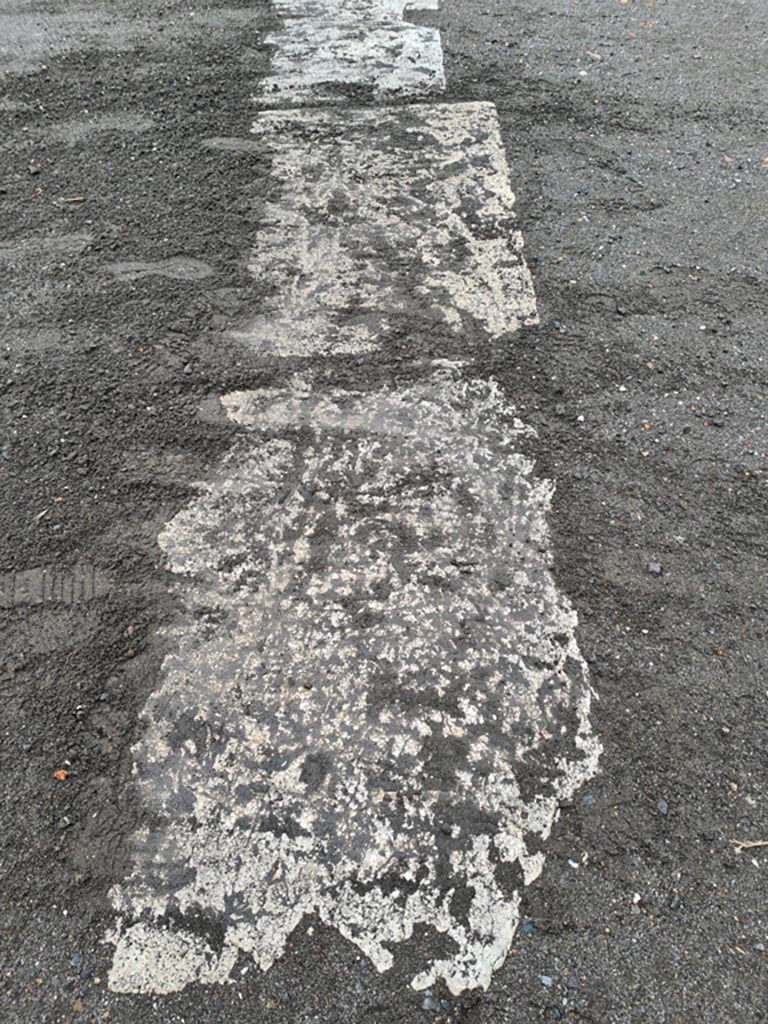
top-left (1, 0), bottom-right (767, 1022)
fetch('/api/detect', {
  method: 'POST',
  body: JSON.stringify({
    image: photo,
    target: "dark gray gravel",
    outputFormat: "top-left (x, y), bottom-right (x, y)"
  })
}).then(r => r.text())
top-left (2, 0), bottom-right (767, 1021)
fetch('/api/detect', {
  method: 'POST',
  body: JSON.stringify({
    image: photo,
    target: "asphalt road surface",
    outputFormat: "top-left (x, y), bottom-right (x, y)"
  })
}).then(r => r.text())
top-left (2, 0), bottom-right (768, 1021)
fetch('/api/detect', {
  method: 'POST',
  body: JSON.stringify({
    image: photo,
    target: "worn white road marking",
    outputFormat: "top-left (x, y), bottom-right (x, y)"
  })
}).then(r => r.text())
top-left (256, 0), bottom-right (444, 107)
top-left (108, 370), bottom-right (600, 995)
top-left (229, 103), bottom-right (537, 357)
top-left (105, 0), bottom-right (599, 993)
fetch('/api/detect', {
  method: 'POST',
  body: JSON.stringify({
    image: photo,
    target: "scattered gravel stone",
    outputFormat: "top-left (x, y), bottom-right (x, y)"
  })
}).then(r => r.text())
top-left (421, 992), bottom-right (440, 1012)
top-left (540, 975), bottom-right (553, 988)
top-left (657, 798), bottom-right (669, 815)
top-left (647, 561), bottom-right (663, 576)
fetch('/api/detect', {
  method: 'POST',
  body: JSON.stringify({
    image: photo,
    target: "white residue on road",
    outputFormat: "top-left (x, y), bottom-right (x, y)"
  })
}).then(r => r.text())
top-left (108, 371), bottom-right (600, 996)
top-left (255, 0), bottom-right (445, 106)
top-left (230, 103), bottom-right (537, 357)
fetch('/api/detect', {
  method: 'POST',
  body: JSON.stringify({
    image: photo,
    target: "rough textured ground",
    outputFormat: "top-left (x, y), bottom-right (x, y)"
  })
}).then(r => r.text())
top-left (1, 0), bottom-right (767, 1021)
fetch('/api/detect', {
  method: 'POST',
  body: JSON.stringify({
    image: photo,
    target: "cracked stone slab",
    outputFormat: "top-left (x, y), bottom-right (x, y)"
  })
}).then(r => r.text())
top-left (107, 369), bottom-right (600, 996)
top-left (229, 102), bottom-right (538, 357)
top-left (255, 0), bottom-right (445, 107)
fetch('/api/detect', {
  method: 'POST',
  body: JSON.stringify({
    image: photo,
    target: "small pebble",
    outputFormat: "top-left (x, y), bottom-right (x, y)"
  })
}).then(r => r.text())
top-left (99, 692), bottom-right (109, 702)
top-left (540, 975), bottom-right (553, 989)
top-left (657, 798), bottom-right (669, 816)
top-left (183, 363), bottom-right (193, 375)
top-left (581, 795), bottom-right (595, 806)
top-left (647, 561), bottom-right (663, 576)
top-left (69, 954), bottom-right (81, 967)
top-left (421, 992), bottom-right (440, 1012)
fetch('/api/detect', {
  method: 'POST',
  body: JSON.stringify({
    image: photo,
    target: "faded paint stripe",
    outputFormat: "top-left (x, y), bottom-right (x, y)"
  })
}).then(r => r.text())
top-left (255, 0), bottom-right (445, 107)
top-left (107, 370), bottom-right (600, 996)
top-left (229, 102), bottom-right (537, 358)
top-left (105, 257), bottom-right (214, 282)
top-left (105, 0), bottom-right (599, 993)
top-left (0, 232), bottom-right (92, 263)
